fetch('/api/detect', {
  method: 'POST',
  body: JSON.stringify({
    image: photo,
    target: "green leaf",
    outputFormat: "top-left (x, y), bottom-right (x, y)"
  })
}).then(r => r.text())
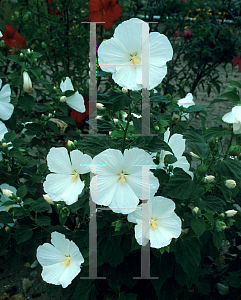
top-left (102, 238), bottom-right (124, 267)
top-left (97, 119), bottom-right (115, 131)
top-left (203, 196), bottom-right (226, 213)
top-left (72, 280), bottom-right (97, 300)
top-left (162, 168), bottom-right (198, 200)
top-left (164, 154), bottom-right (177, 165)
top-left (18, 95), bottom-right (36, 114)
top-left (59, 214), bottom-right (68, 226)
top-left (216, 91), bottom-right (240, 104)
top-left (196, 279), bottom-right (211, 295)
top-left (9, 148), bottom-right (23, 160)
top-left (0, 211), bottom-right (13, 224)
top-left (4, 131), bottom-right (16, 142)
top-left (217, 158), bottom-right (241, 178)
top-left (212, 231), bottom-right (225, 250)
top-left (11, 72), bottom-right (22, 88)
top-left (28, 66), bottom-right (41, 79)
top-left (227, 80), bottom-right (241, 89)
top-left (7, 55), bottom-right (22, 63)
top-left (186, 105), bottom-right (206, 112)
top-left (202, 127), bottom-right (226, 140)
top-left (17, 185), bottom-right (27, 199)
top-left (175, 236), bottom-right (201, 278)
top-left (14, 225), bottom-right (33, 244)
top-left (225, 274), bottom-right (241, 288)
top-left (111, 92), bottom-right (132, 113)
top-left (191, 217), bottom-right (206, 238)
top-left (65, 90), bottom-right (76, 97)
top-left (183, 131), bottom-right (208, 159)
top-left (35, 216), bottom-right (51, 227)
top-left (59, 116), bottom-right (76, 126)
top-left (31, 198), bottom-right (51, 213)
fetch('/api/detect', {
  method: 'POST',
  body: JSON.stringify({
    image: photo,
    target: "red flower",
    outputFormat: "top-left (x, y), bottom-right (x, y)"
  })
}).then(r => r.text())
top-left (232, 53), bottom-right (241, 73)
top-left (173, 30), bottom-right (179, 37)
top-left (45, 0), bottom-right (64, 15)
top-left (1, 25), bottom-right (26, 54)
top-left (69, 96), bottom-right (89, 128)
top-left (182, 30), bottom-right (193, 40)
top-left (88, 0), bottom-right (122, 30)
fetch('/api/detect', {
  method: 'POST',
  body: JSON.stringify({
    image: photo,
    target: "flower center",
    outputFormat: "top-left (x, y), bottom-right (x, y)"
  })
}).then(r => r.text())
top-left (149, 218), bottom-right (158, 229)
top-left (71, 171), bottom-right (79, 182)
top-left (120, 172), bottom-right (126, 184)
top-left (61, 255), bottom-right (71, 267)
top-left (130, 54), bottom-right (140, 66)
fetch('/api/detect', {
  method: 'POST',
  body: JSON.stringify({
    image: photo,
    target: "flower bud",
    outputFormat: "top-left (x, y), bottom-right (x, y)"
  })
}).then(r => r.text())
top-left (27, 48), bottom-right (31, 53)
top-left (96, 103), bottom-right (104, 110)
top-left (113, 118), bottom-right (118, 124)
top-left (225, 179), bottom-right (236, 189)
top-left (2, 189), bottom-right (14, 198)
top-left (192, 207), bottom-right (201, 216)
top-left (122, 87), bottom-right (128, 93)
top-left (197, 164), bottom-right (208, 176)
top-left (43, 194), bottom-right (54, 205)
top-left (23, 71), bottom-right (34, 93)
top-left (155, 125), bottom-right (160, 131)
top-left (190, 152), bottom-right (201, 159)
top-left (20, 53), bottom-right (24, 57)
top-left (2, 142), bottom-right (7, 148)
top-left (67, 140), bottom-right (75, 150)
top-left (5, 226), bottom-right (11, 234)
top-left (228, 145), bottom-right (240, 156)
top-left (204, 175), bottom-right (215, 183)
top-left (225, 210), bottom-right (237, 217)
top-left (172, 114), bottom-right (180, 122)
top-left (60, 96), bottom-right (67, 102)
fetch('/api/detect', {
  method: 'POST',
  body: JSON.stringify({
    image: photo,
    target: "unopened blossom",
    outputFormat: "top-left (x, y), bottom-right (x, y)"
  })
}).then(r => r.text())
top-left (43, 147), bottom-right (92, 205)
top-left (204, 175), bottom-right (215, 183)
top-left (98, 18), bottom-right (173, 91)
top-left (43, 194), bottom-right (54, 205)
top-left (225, 209), bottom-right (237, 217)
top-left (222, 106), bottom-right (241, 134)
top-left (60, 77), bottom-right (85, 113)
top-left (2, 189), bottom-right (14, 198)
top-left (122, 87), bottom-right (128, 93)
top-left (0, 184), bottom-right (18, 228)
top-left (0, 79), bottom-right (13, 121)
top-left (217, 283), bottom-right (229, 296)
top-left (90, 148), bottom-right (159, 214)
top-left (225, 179), bottom-right (236, 189)
top-left (178, 93), bottom-right (195, 120)
top-left (127, 196), bottom-right (181, 248)
top-left (36, 232), bottom-right (84, 288)
top-left (155, 128), bottom-right (193, 178)
top-left (96, 103), bottom-right (104, 110)
top-left (190, 152), bottom-right (200, 159)
top-left (23, 71), bottom-right (34, 93)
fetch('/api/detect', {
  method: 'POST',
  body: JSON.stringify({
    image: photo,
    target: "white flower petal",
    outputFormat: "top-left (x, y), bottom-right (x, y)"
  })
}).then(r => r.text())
top-left (168, 134), bottom-right (185, 158)
top-left (232, 106), bottom-right (241, 123)
top-left (47, 147), bottom-right (73, 174)
top-left (70, 150), bottom-right (92, 174)
top-left (98, 38), bottom-right (130, 73)
top-left (148, 64), bottom-right (167, 90)
top-left (112, 65), bottom-right (141, 91)
top-left (158, 214), bottom-right (182, 240)
top-left (134, 221), bottom-right (150, 246)
top-left (60, 77), bottom-right (74, 92)
top-left (150, 196), bottom-right (176, 219)
top-left (222, 111), bottom-right (237, 124)
top-left (51, 232), bottom-right (71, 255)
top-left (90, 175), bottom-right (119, 206)
top-left (37, 243), bottom-right (65, 266)
top-left (109, 180), bottom-right (140, 214)
top-left (149, 32), bottom-right (173, 67)
top-left (150, 227), bottom-right (172, 248)
top-left (127, 206), bottom-right (142, 223)
top-left (91, 149), bottom-right (124, 176)
top-left (66, 92), bottom-right (85, 113)
top-left (0, 121), bottom-right (8, 140)
top-left (58, 261), bottom-right (81, 288)
top-left (113, 18), bottom-right (144, 54)
top-left (178, 93), bottom-right (195, 108)
top-left (43, 173), bottom-right (84, 205)
top-left (233, 122), bottom-right (241, 134)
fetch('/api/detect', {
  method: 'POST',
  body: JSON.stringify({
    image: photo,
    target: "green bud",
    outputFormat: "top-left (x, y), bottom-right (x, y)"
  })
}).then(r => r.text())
top-left (171, 98), bottom-right (178, 104)
top-left (209, 138), bottom-right (217, 148)
top-left (5, 226), bottom-right (11, 234)
top-left (197, 164), bottom-right (208, 176)
top-left (155, 125), bottom-right (160, 131)
top-left (192, 207), bottom-right (201, 216)
top-left (41, 42), bottom-right (47, 48)
top-left (228, 145), bottom-right (240, 156)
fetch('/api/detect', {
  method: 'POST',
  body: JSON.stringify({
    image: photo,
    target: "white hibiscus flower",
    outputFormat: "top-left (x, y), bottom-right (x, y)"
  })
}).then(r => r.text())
top-left (177, 93), bottom-right (195, 120)
top-left (97, 18), bottom-right (173, 91)
top-left (36, 231), bottom-right (84, 288)
top-left (0, 79), bottom-right (13, 121)
top-left (156, 128), bottom-right (193, 178)
top-left (90, 148), bottom-right (159, 214)
top-left (127, 196), bottom-right (182, 248)
top-left (222, 106), bottom-right (241, 134)
top-left (43, 147), bottom-right (92, 205)
top-left (60, 77), bottom-right (85, 113)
